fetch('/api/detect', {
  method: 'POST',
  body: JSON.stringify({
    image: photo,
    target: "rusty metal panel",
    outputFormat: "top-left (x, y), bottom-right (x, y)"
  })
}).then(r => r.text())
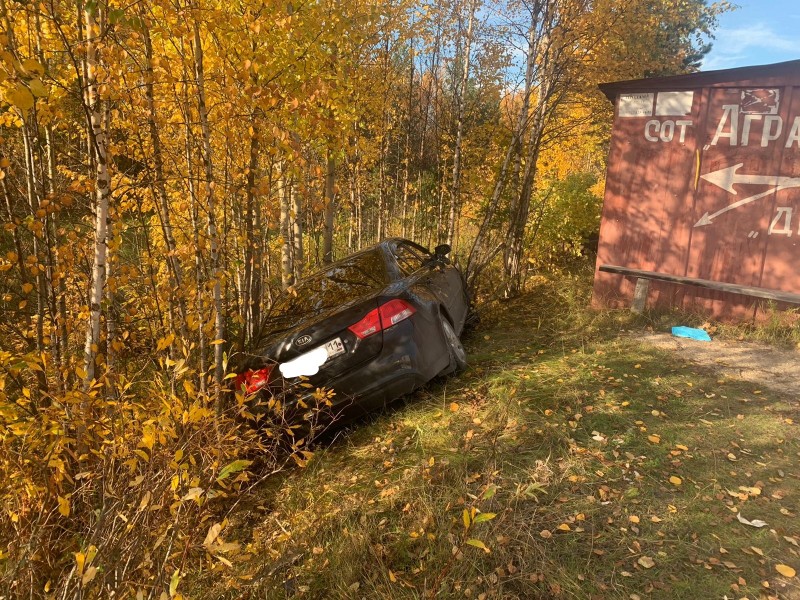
top-left (593, 61), bottom-right (800, 319)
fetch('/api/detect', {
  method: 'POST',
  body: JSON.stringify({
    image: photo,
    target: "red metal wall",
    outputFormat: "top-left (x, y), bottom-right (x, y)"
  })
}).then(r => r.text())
top-left (593, 60), bottom-right (800, 318)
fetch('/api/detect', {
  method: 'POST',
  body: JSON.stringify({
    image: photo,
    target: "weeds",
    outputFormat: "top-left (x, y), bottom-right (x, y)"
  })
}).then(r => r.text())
top-left (0, 348), bottom-right (329, 598)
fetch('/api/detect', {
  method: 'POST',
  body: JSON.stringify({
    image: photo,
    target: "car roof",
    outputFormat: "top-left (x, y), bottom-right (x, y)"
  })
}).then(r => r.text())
top-left (284, 238), bottom-right (427, 284)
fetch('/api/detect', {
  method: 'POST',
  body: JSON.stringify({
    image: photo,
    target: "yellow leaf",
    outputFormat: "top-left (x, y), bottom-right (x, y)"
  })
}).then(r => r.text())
top-left (169, 569), bottom-right (181, 596)
top-left (473, 512), bottom-right (496, 524)
top-left (6, 84), bottom-right (34, 111)
top-left (462, 508), bottom-right (470, 529)
top-left (21, 58), bottom-right (45, 76)
top-left (629, 515), bottom-right (640, 524)
top-left (449, 402), bottom-right (459, 412)
top-left (647, 434), bottom-right (661, 444)
top-left (22, 282), bottom-right (34, 293)
top-left (466, 538), bottom-right (490, 552)
top-left (388, 569), bottom-right (397, 583)
top-left (29, 78), bottom-right (48, 98)
top-left (57, 495), bottom-right (70, 517)
top-left (75, 552), bottom-right (86, 577)
top-left (557, 523), bottom-right (571, 532)
top-left (776, 564), bottom-right (796, 578)
top-left (669, 476), bottom-right (682, 486)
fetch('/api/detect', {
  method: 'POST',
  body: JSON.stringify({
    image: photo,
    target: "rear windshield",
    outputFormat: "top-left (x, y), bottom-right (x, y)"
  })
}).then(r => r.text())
top-left (267, 250), bottom-right (389, 321)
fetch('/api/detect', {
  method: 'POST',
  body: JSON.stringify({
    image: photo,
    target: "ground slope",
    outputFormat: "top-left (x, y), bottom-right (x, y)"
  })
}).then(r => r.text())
top-left (193, 275), bottom-right (800, 600)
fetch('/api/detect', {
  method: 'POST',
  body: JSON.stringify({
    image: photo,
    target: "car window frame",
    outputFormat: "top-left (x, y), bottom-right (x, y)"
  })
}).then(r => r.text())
top-left (392, 241), bottom-right (433, 277)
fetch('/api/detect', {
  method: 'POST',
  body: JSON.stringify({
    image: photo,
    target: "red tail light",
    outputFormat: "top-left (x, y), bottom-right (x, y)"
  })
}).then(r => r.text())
top-left (348, 299), bottom-right (416, 339)
top-left (235, 366), bottom-right (274, 395)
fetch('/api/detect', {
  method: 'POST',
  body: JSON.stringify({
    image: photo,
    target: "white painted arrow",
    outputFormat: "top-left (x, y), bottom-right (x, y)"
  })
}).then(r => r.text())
top-left (701, 163), bottom-right (800, 194)
top-left (694, 164), bottom-right (800, 227)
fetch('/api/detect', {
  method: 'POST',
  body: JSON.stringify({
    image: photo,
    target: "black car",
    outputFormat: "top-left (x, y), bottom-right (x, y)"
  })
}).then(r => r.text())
top-left (234, 238), bottom-right (470, 425)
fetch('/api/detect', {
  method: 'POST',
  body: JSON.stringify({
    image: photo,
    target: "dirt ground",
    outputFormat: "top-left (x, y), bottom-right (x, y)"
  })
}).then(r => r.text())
top-left (636, 332), bottom-right (800, 395)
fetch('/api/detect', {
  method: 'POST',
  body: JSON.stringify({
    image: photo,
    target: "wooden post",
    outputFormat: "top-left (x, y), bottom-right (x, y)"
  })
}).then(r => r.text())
top-left (631, 278), bottom-right (650, 314)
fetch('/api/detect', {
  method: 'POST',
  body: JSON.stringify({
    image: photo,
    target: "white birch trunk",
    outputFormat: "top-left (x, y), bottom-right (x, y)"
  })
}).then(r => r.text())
top-left (83, 4), bottom-right (110, 388)
top-left (193, 18), bottom-right (225, 391)
top-left (447, 0), bottom-right (477, 249)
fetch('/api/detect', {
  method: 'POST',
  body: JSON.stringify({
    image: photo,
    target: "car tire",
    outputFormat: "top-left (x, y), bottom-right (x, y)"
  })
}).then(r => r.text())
top-left (440, 315), bottom-right (467, 374)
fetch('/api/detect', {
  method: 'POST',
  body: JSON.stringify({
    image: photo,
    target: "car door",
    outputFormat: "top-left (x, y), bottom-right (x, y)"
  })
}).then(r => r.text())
top-left (393, 241), bottom-right (468, 332)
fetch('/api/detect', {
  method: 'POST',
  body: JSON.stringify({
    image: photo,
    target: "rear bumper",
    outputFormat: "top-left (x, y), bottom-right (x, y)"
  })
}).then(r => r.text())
top-left (310, 317), bottom-right (450, 421)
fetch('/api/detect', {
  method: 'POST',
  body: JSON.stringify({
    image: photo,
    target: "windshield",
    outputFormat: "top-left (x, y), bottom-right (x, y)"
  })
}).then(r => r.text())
top-left (264, 249), bottom-right (389, 326)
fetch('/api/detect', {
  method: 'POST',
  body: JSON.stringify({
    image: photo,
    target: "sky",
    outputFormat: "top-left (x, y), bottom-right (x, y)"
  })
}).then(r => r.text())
top-left (701, 1), bottom-right (800, 71)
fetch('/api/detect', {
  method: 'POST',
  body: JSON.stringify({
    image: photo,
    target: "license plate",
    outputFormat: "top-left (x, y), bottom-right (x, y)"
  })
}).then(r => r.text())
top-left (324, 337), bottom-right (345, 359)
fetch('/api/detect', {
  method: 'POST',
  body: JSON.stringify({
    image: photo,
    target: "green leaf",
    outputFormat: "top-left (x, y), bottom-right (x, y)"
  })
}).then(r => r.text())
top-left (108, 8), bottom-right (126, 24)
top-left (481, 484), bottom-right (497, 500)
top-left (217, 459), bottom-right (252, 482)
top-left (473, 512), bottom-right (496, 524)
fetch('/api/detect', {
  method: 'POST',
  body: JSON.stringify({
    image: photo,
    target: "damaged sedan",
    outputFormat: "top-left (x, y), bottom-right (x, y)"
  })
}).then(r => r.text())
top-left (234, 238), bottom-right (470, 425)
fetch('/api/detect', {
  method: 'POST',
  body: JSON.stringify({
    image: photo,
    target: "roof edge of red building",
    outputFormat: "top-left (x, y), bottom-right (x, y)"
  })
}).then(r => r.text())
top-left (598, 58), bottom-right (800, 102)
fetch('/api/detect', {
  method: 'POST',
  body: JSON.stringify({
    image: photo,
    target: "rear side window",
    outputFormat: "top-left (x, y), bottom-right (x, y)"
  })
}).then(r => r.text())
top-left (394, 243), bottom-right (430, 276)
top-left (269, 250), bottom-right (389, 319)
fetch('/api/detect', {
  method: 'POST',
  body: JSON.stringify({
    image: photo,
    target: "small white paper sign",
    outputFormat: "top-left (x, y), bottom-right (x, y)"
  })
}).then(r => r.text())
top-left (656, 91), bottom-right (694, 116)
top-left (619, 93), bottom-right (654, 117)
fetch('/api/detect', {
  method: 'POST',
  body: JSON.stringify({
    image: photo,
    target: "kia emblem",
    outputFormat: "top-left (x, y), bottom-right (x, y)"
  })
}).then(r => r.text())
top-left (295, 334), bottom-right (312, 346)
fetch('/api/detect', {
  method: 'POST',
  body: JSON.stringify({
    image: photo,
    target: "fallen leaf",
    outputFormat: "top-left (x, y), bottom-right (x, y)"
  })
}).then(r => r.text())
top-left (466, 538), bottom-right (490, 553)
top-left (629, 515), bottom-right (640, 524)
top-left (449, 402), bottom-right (459, 412)
top-left (736, 512), bottom-right (767, 528)
top-left (203, 522), bottom-right (223, 548)
top-left (776, 564), bottom-right (796, 578)
top-left (82, 566), bottom-right (98, 586)
top-left (557, 523), bottom-right (571, 532)
top-left (647, 435), bottom-right (661, 444)
top-left (638, 556), bottom-right (655, 569)
top-left (669, 476), bottom-right (682, 486)
top-left (539, 529), bottom-right (552, 539)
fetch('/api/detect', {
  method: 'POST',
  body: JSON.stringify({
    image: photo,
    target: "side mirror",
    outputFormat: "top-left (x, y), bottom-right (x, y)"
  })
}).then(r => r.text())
top-left (433, 244), bottom-right (451, 257)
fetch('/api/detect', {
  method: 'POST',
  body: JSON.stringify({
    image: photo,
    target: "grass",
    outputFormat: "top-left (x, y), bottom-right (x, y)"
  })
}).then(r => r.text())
top-left (188, 266), bottom-right (800, 599)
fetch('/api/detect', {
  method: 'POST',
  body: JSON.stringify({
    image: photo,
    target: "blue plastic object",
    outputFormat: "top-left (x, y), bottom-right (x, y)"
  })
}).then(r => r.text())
top-left (671, 326), bottom-right (712, 342)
